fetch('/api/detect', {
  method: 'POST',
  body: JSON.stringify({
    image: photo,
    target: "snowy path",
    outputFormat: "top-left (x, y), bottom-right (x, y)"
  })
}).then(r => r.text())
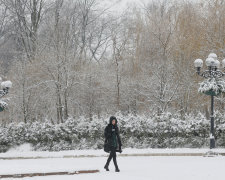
top-left (1, 156), bottom-right (225, 180)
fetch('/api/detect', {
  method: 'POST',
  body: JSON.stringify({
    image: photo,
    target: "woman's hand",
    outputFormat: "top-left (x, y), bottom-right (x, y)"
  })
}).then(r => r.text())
top-left (115, 126), bottom-right (119, 134)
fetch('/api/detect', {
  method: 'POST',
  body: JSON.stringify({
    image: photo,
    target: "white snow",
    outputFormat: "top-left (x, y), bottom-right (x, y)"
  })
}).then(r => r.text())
top-left (7, 143), bottom-right (33, 153)
top-left (1, 147), bottom-right (225, 159)
top-left (1, 156), bottom-right (225, 180)
top-left (1, 147), bottom-right (225, 179)
top-left (198, 78), bottom-right (225, 95)
top-left (210, 134), bottom-right (214, 139)
top-left (0, 100), bottom-right (7, 108)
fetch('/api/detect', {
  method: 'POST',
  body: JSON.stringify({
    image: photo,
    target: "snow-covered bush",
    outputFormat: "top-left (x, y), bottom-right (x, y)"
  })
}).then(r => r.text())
top-left (1, 112), bottom-right (225, 152)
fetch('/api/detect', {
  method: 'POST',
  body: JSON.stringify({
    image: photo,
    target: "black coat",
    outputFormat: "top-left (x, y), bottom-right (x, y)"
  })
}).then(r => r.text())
top-left (104, 123), bottom-right (122, 153)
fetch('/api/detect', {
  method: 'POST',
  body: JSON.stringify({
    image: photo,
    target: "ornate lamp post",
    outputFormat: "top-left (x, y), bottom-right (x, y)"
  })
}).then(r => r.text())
top-left (194, 53), bottom-right (225, 149)
top-left (0, 79), bottom-right (12, 112)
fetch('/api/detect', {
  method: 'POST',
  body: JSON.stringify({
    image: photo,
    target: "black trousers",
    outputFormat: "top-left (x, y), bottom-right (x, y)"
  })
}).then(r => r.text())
top-left (105, 146), bottom-right (119, 169)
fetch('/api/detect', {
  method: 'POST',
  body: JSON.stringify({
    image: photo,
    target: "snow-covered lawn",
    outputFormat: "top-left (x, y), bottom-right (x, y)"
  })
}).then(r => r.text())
top-left (1, 155), bottom-right (225, 180)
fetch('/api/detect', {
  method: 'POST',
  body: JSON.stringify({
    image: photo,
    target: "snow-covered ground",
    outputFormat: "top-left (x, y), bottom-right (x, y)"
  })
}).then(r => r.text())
top-left (1, 156), bottom-right (225, 180)
top-left (1, 145), bottom-right (225, 179)
top-left (1, 144), bottom-right (225, 159)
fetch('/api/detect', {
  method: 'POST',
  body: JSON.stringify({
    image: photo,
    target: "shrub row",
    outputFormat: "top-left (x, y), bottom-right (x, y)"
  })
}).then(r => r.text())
top-left (0, 112), bottom-right (225, 152)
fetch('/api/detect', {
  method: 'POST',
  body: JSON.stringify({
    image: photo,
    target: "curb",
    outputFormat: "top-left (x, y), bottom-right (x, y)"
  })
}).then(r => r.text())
top-left (0, 170), bottom-right (99, 179)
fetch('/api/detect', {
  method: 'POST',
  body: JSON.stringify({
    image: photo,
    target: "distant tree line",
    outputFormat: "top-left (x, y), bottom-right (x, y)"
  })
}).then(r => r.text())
top-left (0, 0), bottom-right (224, 124)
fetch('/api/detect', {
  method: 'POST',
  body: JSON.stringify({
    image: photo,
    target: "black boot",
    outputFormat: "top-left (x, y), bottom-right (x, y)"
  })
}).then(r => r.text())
top-left (114, 161), bottom-right (120, 172)
top-left (104, 165), bottom-right (109, 171)
top-left (115, 168), bottom-right (120, 172)
top-left (113, 156), bottom-right (119, 172)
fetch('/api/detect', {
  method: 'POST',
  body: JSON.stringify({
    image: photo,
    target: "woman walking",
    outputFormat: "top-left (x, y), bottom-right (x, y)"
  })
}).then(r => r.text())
top-left (104, 116), bottom-right (122, 172)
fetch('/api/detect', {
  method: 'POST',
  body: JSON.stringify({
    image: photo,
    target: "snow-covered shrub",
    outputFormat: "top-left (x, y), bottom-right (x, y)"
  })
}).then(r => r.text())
top-left (1, 112), bottom-right (225, 152)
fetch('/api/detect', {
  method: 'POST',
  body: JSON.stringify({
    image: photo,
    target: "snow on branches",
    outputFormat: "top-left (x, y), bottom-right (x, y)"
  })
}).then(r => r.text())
top-left (198, 78), bottom-right (225, 96)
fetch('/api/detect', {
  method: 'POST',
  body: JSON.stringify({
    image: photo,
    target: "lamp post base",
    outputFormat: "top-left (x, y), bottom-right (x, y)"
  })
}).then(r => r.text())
top-left (204, 150), bottom-right (219, 157)
top-left (210, 138), bottom-right (215, 149)
top-left (210, 95), bottom-right (215, 149)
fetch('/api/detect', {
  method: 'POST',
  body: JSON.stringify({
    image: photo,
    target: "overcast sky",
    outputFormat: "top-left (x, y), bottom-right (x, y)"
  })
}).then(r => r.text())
top-left (99, 0), bottom-right (149, 14)
top-left (100, 0), bottom-right (199, 13)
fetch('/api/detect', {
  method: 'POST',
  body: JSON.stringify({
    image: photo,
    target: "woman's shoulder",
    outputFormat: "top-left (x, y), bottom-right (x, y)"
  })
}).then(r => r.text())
top-left (105, 124), bottom-right (111, 129)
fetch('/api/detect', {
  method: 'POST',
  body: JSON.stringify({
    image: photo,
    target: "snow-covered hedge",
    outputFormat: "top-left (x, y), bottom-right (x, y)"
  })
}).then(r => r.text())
top-left (1, 112), bottom-right (225, 152)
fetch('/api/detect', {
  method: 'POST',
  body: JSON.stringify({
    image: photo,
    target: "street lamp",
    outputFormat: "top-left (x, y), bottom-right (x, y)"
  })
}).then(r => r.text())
top-left (194, 53), bottom-right (225, 149)
top-left (0, 79), bottom-right (12, 112)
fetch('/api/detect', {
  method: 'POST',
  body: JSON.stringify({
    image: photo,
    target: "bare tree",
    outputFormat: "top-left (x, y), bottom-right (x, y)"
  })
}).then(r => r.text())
top-left (1, 0), bottom-right (44, 60)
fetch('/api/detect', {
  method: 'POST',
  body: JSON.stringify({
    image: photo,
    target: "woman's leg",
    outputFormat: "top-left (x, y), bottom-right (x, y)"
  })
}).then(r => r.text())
top-left (112, 148), bottom-right (119, 171)
top-left (106, 153), bottom-right (113, 165)
top-left (105, 148), bottom-right (113, 168)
